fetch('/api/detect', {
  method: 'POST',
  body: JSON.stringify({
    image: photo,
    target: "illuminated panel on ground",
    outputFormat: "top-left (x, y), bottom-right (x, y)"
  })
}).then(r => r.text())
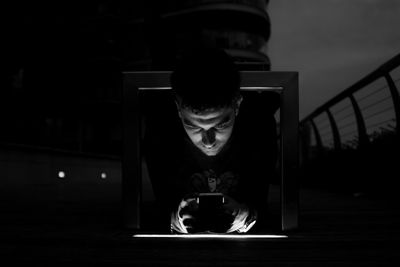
top-left (133, 234), bottom-right (288, 239)
top-left (138, 87), bottom-right (282, 91)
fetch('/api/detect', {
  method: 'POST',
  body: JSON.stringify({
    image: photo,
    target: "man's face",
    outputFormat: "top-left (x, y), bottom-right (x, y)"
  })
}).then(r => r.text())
top-left (178, 106), bottom-right (238, 156)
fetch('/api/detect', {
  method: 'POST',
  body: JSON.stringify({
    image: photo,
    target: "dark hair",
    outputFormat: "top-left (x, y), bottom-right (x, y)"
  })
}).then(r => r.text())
top-left (171, 48), bottom-right (240, 113)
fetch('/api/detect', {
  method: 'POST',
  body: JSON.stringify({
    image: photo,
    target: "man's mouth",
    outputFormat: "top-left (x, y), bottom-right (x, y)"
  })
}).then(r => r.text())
top-left (202, 146), bottom-right (219, 155)
top-left (203, 145), bottom-right (217, 151)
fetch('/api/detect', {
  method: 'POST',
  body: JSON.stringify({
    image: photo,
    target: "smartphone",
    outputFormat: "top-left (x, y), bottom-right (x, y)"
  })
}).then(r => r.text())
top-left (196, 193), bottom-right (226, 231)
top-left (196, 193), bottom-right (225, 209)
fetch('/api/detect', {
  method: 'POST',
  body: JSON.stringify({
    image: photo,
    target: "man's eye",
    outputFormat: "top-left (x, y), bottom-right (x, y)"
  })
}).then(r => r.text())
top-left (215, 120), bottom-right (232, 130)
top-left (184, 124), bottom-right (200, 131)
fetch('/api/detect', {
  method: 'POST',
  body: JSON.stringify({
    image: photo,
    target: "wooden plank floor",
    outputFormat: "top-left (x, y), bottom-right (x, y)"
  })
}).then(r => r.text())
top-left (1, 185), bottom-right (399, 266)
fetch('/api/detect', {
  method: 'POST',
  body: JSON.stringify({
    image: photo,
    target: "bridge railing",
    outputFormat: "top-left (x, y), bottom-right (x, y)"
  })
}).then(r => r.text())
top-left (299, 53), bottom-right (400, 195)
top-left (300, 53), bottom-right (400, 162)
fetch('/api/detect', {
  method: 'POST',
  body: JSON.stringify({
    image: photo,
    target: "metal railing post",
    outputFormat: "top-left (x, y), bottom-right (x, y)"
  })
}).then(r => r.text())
top-left (349, 94), bottom-right (369, 147)
top-left (326, 109), bottom-right (341, 151)
top-left (384, 74), bottom-right (400, 136)
top-left (310, 119), bottom-right (323, 155)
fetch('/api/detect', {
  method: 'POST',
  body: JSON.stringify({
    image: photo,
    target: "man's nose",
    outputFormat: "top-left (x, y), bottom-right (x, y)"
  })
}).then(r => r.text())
top-left (201, 129), bottom-right (216, 148)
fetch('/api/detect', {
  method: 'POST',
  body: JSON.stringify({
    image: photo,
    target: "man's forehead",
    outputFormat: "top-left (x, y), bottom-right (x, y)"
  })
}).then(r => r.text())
top-left (181, 107), bottom-right (233, 121)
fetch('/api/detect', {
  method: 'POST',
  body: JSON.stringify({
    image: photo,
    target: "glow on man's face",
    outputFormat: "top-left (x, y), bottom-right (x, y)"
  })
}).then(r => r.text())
top-left (178, 106), bottom-right (237, 156)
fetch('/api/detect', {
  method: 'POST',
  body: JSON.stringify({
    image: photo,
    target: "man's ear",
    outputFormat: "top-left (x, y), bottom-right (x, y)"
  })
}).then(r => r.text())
top-left (235, 94), bottom-right (243, 116)
top-left (175, 100), bottom-right (182, 118)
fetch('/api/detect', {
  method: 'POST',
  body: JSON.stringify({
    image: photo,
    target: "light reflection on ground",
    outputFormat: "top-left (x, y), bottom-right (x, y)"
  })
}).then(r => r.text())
top-left (133, 234), bottom-right (288, 239)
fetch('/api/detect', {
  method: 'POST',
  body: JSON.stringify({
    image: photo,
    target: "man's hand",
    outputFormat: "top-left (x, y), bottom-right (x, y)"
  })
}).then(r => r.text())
top-left (171, 196), bottom-right (199, 233)
top-left (221, 195), bottom-right (257, 233)
top-left (221, 195), bottom-right (246, 217)
top-left (171, 194), bottom-right (257, 234)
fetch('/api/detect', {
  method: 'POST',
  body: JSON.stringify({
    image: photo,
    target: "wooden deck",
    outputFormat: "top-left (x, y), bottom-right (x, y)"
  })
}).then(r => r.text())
top-left (1, 185), bottom-right (399, 266)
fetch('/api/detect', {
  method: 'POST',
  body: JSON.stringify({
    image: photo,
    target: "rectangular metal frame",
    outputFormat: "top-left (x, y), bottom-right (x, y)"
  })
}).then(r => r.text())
top-left (122, 71), bottom-right (299, 232)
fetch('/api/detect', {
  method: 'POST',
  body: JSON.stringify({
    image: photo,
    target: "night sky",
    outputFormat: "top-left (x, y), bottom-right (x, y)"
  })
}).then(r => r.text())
top-left (267, 0), bottom-right (400, 119)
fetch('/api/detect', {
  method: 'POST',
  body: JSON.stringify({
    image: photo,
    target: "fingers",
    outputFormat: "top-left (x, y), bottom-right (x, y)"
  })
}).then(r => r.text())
top-left (180, 197), bottom-right (197, 209)
top-left (178, 197), bottom-right (199, 222)
top-left (173, 197), bottom-right (201, 234)
top-left (181, 213), bottom-right (198, 233)
top-left (181, 213), bottom-right (194, 221)
top-left (181, 198), bottom-right (199, 213)
top-left (220, 195), bottom-right (245, 217)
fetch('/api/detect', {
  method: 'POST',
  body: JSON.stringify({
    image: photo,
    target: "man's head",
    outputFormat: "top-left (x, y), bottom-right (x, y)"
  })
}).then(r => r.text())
top-left (171, 49), bottom-right (242, 156)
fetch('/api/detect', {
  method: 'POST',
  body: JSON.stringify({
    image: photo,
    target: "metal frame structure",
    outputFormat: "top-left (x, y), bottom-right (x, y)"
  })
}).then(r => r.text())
top-left (122, 71), bottom-right (299, 232)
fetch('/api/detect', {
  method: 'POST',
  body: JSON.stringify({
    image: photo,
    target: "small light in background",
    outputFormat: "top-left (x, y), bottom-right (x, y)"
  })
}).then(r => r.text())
top-left (101, 172), bottom-right (107, 179)
top-left (58, 171), bottom-right (66, 179)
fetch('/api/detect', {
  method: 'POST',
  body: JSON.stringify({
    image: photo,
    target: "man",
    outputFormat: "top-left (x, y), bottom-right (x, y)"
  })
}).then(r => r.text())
top-left (143, 49), bottom-right (278, 233)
